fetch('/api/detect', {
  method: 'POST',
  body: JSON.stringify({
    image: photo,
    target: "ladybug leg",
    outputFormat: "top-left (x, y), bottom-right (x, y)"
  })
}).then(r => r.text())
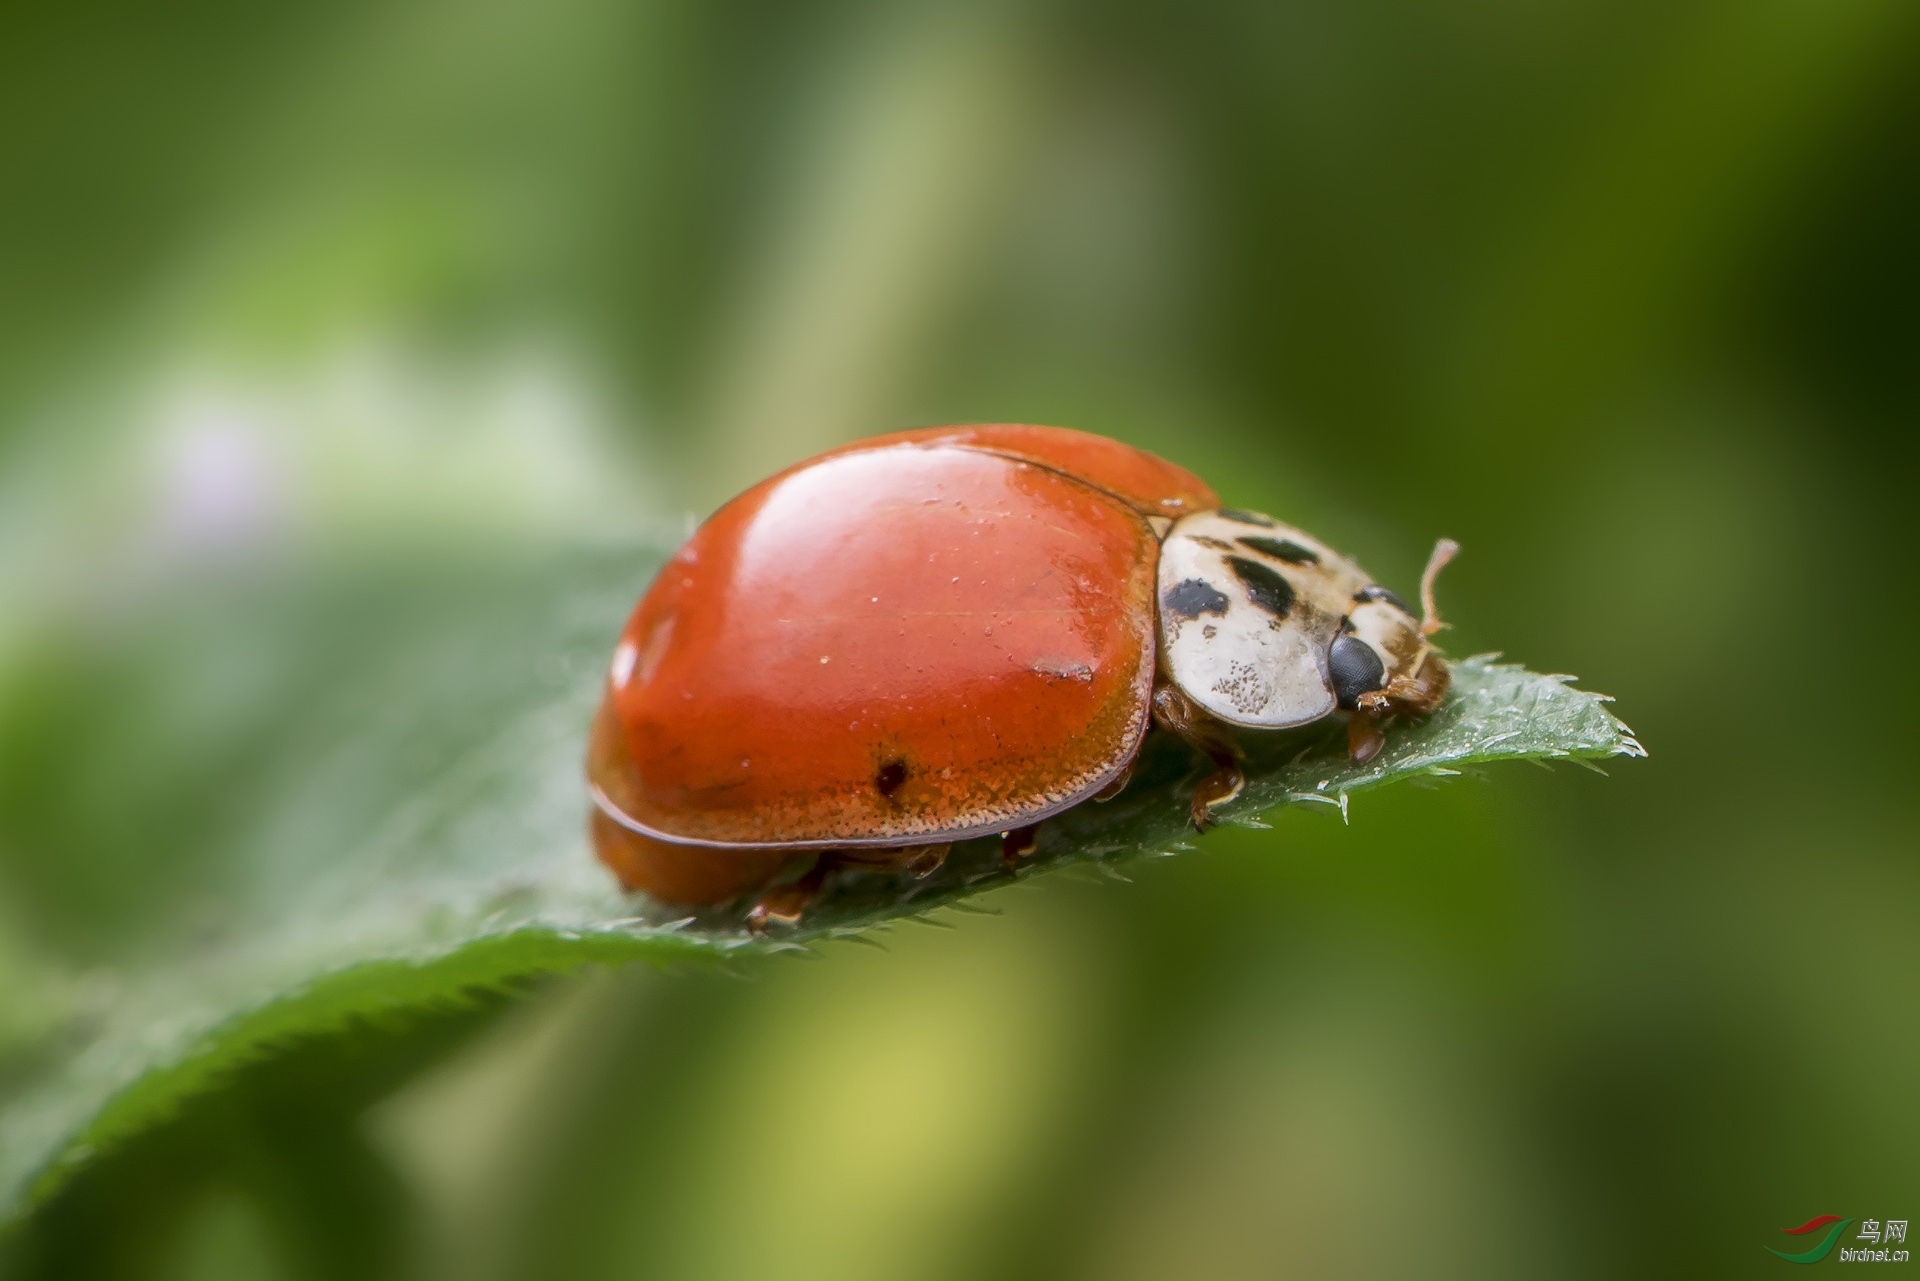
top-left (1346, 707), bottom-right (1388, 764)
top-left (1092, 756), bottom-right (1136, 802)
top-left (1383, 653), bottom-right (1451, 718)
top-left (1188, 754), bottom-right (1244, 831)
top-left (745, 842), bottom-right (954, 930)
top-left (836, 842), bottom-right (952, 878)
top-left (1347, 651), bottom-right (1451, 765)
top-left (900, 842), bottom-right (952, 879)
top-left (1151, 685), bottom-right (1244, 832)
top-left (1001, 825), bottom-right (1040, 871)
top-left (746, 854), bottom-right (830, 932)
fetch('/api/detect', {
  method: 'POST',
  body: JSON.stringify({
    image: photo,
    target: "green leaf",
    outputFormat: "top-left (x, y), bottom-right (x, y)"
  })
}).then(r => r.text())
top-left (0, 540), bottom-right (1641, 1228)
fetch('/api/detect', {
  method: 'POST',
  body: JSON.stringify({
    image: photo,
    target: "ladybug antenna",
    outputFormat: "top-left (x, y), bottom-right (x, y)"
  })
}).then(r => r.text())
top-left (1419, 538), bottom-right (1459, 637)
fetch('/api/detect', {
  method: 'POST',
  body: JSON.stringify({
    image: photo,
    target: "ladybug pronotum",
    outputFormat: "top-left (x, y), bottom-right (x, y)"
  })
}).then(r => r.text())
top-left (587, 425), bottom-right (1456, 927)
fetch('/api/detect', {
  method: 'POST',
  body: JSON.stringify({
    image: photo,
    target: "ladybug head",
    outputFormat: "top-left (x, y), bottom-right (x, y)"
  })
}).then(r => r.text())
top-left (1336, 539), bottom-right (1457, 713)
top-left (1336, 593), bottom-right (1421, 708)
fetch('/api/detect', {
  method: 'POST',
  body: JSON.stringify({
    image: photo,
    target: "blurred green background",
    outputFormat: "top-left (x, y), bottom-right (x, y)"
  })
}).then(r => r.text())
top-left (2, 0), bottom-right (1917, 1276)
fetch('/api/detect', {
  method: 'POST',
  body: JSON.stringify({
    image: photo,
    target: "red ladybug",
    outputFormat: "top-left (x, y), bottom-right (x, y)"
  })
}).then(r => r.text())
top-left (587, 425), bottom-right (1454, 926)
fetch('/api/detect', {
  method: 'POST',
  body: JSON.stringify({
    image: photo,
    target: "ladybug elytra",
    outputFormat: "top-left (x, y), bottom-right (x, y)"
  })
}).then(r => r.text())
top-left (587, 425), bottom-right (1455, 926)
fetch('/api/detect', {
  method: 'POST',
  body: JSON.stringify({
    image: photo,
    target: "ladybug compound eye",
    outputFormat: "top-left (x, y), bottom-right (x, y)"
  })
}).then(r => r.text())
top-left (1353, 585), bottom-right (1413, 616)
top-left (1329, 633), bottom-right (1387, 709)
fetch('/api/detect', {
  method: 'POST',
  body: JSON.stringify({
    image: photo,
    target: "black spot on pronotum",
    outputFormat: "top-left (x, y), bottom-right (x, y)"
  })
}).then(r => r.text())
top-left (1218, 508), bottom-right (1275, 527)
top-left (1163, 578), bottom-right (1230, 620)
top-left (875, 759), bottom-right (909, 798)
top-left (1329, 634), bottom-right (1387, 709)
top-left (1353, 585), bottom-right (1413, 615)
top-left (1192, 535), bottom-right (1236, 552)
top-left (1225, 556), bottom-right (1294, 618)
top-left (1238, 536), bottom-right (1319, 565)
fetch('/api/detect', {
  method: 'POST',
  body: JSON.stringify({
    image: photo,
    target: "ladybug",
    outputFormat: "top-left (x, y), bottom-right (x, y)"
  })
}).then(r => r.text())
top-left (587, 424), bottom-right (1456, 927)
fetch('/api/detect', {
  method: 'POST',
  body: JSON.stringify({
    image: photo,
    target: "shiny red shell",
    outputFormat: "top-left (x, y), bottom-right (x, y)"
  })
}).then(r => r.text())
top-left (590, 426), bottom-right (1216, 878)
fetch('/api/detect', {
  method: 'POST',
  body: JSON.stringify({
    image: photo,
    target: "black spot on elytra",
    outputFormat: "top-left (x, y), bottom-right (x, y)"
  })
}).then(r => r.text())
top-left (875, 759), bottom-right (909, 798)
top-left (1329, 634), bottom-right (1386, 709)
top-left (1225, 556), bottom-right (1294, 617)
top-left (1238, 536), bottom-right (1319, 565)
top-left (1354, 585), bottom-right (1413, 615)
top-left (1163, 578), bottom-right (1230, 620)
top-left (1218, 508), bottom-right (1275, 527)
